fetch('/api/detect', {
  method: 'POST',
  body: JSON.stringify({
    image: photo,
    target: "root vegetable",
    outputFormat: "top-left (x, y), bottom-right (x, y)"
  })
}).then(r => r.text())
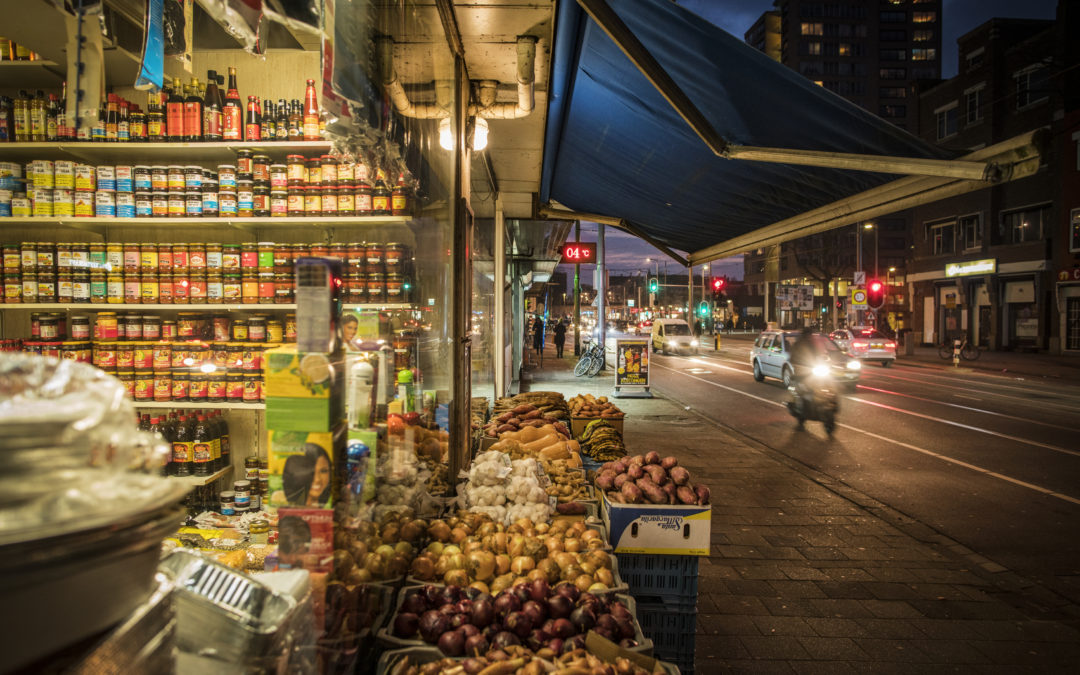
top-left (644, 451), bottom-right (661, 465)
top-left (662, 482), bottom-right (678, 504)
top-left (595, 471), bottom-right (616, 491)
top-left (626, 464), bottom-right (644, 480)
top-left (612, 473), bottom-right (630, 489)
top-left (635, 478), bottom-right (667, 504)
top-left (669, 466), bottom-right (690, 486)
top-left (620, 482), bottom-right (643, 503)
top-left (695, 484), bottom-right (711, 505)
top-left (676, 486), bottom-right (698, 505)
top-left (660, 456), bottom-right (678, 470)
top-left (642, 464), bottom-right (667, 485)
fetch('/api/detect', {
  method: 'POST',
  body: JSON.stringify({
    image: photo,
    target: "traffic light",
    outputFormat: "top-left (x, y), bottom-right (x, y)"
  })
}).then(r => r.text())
top-left (698, 300), bottom-right (709, 317)
top-left (867, 279), bottom-right (885, 309)
top-left (648, 277), bottom-right (658, 293)
top-left (710, 276), bottom-right (727, 300)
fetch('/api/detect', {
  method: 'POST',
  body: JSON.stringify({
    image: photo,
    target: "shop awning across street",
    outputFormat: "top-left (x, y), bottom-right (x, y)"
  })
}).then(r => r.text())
top-left (539, 0), bottom-right (1045, 265)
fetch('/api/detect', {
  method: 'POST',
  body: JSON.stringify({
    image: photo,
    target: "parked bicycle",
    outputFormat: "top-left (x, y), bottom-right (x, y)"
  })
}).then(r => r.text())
top-left (938, 335), bottom-right (981, 361)
top-left (574, 337), bottom-right (606, 377)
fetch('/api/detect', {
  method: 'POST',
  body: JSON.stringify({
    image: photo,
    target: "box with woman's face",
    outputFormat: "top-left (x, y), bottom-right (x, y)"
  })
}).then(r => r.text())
top-left (267, 425), bottom-right (345, 512)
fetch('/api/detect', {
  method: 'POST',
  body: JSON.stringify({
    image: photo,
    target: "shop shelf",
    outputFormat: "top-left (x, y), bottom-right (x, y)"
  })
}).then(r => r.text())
top-left (0, 302), bottom-right (415, 312)
top-left (171, 465), bottom-right (233, 486)
top-left (614, 552), bottom-right (699, 604)
top-left (0, 215), bottom-right (413, 235)
top-left (133, 401), bottom-right (265, 411)
top-left (0, 140), bottom-right (333, 163)
top-left (0, 61), bottom-right (65, 88)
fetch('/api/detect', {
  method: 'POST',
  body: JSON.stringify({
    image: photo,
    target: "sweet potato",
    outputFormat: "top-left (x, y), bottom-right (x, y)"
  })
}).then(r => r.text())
top-left (660, 456), bottom-right (679, 470)
top-left (662, 482), bottom-right (678, 504)
top-left (595, 470), bottom-right (617, 491)
top-left (620, 481), bottom-right (643, 504)
top-left (496, 423), bottom-right (516, 434)
top-left (496, 412), bottom-right (514, 423)
top-left (695, 484), bottom-right (711, 505)
top-left (612, 459), bottom-right (628, 474)
top-left (556, 502), bottom-right (586, 515)
top-left (606, 491), bottom-right (625, 504)
top-left (676, 486), bottom-right (698, 505)
top-left (600, 462), bottom-right (618, 473)
top-left (669, 466), bottom-right (691, 486)
top-left (512, 404), bottom-right (533, 414)
top-left (643, 464), bottom-right (667, 486)
top-left (628, 454), bottom-right (645, 466)
top-left (635, 478), bottom-right (667, 505)
top-left (613, 473), bottom-right (630, 489)
top-left (644, 451), bottom-right (661, 465)
top-left (523, 409), bottom-right (541, 420)
top-left (626, 464), bottom-right (644, 480)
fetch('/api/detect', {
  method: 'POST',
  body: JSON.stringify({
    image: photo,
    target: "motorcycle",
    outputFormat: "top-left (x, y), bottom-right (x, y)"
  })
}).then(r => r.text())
top-left (787, 363), bottom-right (839, 435)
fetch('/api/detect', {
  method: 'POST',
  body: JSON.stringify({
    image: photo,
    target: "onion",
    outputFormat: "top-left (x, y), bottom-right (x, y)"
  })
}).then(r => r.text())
top-left (547, 594), bottom-right (573, 620)
top-left (594, 626), bottom-right (616, 642)
top-left (464, 633), bottom-right (489, 655)
top-left (461, 624), bottom-right (480, 638)
top-left (615, 615), bottom-right (636, 639)
top-left (493, 592), bottom-right (521, 619)
top-left (492, 631), bottom-right (520, 649)
top-left (392, 612), bottom-right (419, 638)
top-left (547, 638), bottom-right (564, 654)
top-left (440, 586), bottom-right (462, 606)
top-left (444, 569), bottom-right (469, 587)
top-left (596, 614), bottom-right (618, 634)
top-left (526, 628), bottom-right (548, 651)
top-left (401, 590), bottom-right (428, 615)
top-left (423, 585), bottom-right (444, 605)
top-left (569, 606), bottom-right (596, 633)
top-left (505, 611), bottom-right (533, 638)
top-left (522, 600), bottom-right (547, 626)
top-left (450, 613), bottom-right (469, 629)
top-left (529, 578), bottom-right (550, 603)
top-left (437, 628), bottom-right (466, 656)
top-left (470, 597), bottom-right (495, 628)
top-left (553, 582), bottom-right (580, 604)
top-left (551, 617), bottom-right (575, 640)
top-left (512, 583), bottom-right (532, 605)
top-left (562, 634), bottom-right (586, 654)
top-left (463, 658), bottom-right (486, 675)
top-left (418, 610), bottom-right (449, 643)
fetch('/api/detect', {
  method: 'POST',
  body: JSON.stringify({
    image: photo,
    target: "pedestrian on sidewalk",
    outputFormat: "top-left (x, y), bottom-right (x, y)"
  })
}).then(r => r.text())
top-left (532, 316), bottom-right (545, 363)
top-left (553, 320), bottom-right (567, 358)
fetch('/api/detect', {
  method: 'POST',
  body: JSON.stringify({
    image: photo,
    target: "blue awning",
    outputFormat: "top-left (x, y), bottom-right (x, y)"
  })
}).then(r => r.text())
top-left (541, 0), bottom-right (952, 257)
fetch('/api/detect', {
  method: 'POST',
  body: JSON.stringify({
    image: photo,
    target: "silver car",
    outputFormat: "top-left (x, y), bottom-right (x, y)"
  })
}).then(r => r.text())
top-left (751, 330), bottom-right (862, 389)
top-left (829, 327), bottom-right (897, 367)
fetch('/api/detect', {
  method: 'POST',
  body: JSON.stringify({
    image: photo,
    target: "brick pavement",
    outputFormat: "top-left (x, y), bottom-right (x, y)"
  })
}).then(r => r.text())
top-left (518, 342), bottom-right (1080, 672)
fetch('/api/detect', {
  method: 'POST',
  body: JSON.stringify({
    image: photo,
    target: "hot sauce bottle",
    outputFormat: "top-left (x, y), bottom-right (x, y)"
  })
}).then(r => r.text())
top-left (245, 96), bottom-right (260, 141)
top-left (302, 78), bottom-right (319, 141)
top-left (223, 67), bottom-right (243, 141)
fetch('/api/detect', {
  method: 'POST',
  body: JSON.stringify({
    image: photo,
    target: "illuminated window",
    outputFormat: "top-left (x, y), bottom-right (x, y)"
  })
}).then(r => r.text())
top-left (806, 41), bottom-right (821, 55)
top-left (814, 80), bottom-right (824, 87)
top-left (913, 11), bottom-right (937, 23)
top-left (928, 220), bottom-right (955, 255)
top-left (801, 22), bottom-right (823, 36)
top-left (912, 48), bottom-right (937, 61)
top-left (913, 29), bottom-right (934, 42)
top-left (1001, 205), bottom-right (1050, 244)
top-left (838, 43), bottom-right (851, 56)
top-left (935, 102), bottom-right (958, 140)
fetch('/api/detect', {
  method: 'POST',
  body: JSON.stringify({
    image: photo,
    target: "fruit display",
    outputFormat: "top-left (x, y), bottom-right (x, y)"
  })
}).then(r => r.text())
top-left (408, 513), bottom-right (617, 595)
top-left (594, 452), bottom-right (711, 506)
top-left (384, 644), bottom-right (660, 675)
top-left (482, 403), bottom-right (571, 439)
top-left (388, 583), bottom-right (644, 656)
top-left (542, 459), bottom-right (590, 504)
top-left (568, 394), bottom-right (624, 419)
top-left (578, 420), bottom-right (627, 462)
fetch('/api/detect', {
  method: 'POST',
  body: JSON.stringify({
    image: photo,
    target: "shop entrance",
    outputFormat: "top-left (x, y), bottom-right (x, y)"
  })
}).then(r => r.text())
top-left (978, 306), bottom-right (991, 347)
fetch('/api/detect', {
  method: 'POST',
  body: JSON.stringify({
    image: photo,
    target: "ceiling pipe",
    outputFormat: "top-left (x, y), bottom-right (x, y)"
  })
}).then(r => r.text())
top-left (377, 36), bottom-right (446, 119)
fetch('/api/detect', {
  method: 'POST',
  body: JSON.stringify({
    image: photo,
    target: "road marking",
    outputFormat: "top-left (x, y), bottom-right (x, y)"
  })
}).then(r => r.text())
top-left (855, 385), bottom-right (1076, 432)
top-left (859, 370), bottom-right (1080, 413)
top-left (651, 363), bottom-right (1080, 506)
top-left (846, 396), bottom-right (1080, 458)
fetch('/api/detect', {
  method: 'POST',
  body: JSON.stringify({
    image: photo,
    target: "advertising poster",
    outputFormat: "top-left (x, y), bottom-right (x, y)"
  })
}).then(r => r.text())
top-left (615, 339), bottom-right (649, 388)
top-left (275, 507), bottom-right (334, 573)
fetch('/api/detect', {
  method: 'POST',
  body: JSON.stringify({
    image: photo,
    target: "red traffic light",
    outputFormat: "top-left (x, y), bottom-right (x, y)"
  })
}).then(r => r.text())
top-left (867, 279), bottom-right (885, 309)
top-left (711, 277), bottom-right (726, 291)
top-left (868, 280), bottom-right (883, 293)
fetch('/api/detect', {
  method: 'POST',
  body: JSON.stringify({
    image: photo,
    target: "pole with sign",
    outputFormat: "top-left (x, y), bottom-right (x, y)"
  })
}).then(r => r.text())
top-left (613, 338), bottom-right (652, 398)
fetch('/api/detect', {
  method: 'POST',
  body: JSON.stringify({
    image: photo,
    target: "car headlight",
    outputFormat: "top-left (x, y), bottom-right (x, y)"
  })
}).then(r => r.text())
top-left (690, 340), bottom-right (699, 346)
top-left (847, 360), bottom-right (861, 370)
top-left (811, 364), bottom-right (830, 378)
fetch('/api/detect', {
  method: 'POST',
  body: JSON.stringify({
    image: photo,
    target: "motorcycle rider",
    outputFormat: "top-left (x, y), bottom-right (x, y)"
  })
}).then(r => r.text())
top-left (789, 326), bottom-right (821, 387)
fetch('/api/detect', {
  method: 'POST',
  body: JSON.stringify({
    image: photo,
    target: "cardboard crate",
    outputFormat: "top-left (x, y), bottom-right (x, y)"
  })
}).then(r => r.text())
top-left (601, 491), bottom-right (711, 556)
top-left (571, 416), bottom-right (624, 439)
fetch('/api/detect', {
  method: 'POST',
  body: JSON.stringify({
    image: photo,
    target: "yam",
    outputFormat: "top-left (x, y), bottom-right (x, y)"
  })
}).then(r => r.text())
top-left (628, 455), bottom-right (645, 466)
top-left (512, 404), bottom-right (533, 414)
top-left (556, 502), bottom-right (586, 515)
top-left (626, 464), bottom-right (644, 480)
top-left (676, 486), bottom-right (698, 505)
top-left (669, 467), bottom-right (691, 486)
top-left (612, 473), bottom-right (630, 489)
top-left (595, 470), bottom-right (617, 491)
top-left (695, 484), bottom-right (711, 505)
top-left (635, 478), bottom-right (667, 504)
top-left (620, 482), bottom-right (643, 504)
top-left (606, 491), bottom-right (625, 504)
top-left (660, 456), bottom-right (679, 470)
top-left (644, 451), bottom-right (661, 465)
top-left (662, 482), bottom-right (678, 504)
top-left (643, 464), bottom-right (667, 486)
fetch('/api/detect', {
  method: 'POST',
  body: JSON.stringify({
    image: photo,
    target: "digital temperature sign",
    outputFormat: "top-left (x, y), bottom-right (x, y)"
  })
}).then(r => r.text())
top-left (560, 242), bottom-right (597, 264)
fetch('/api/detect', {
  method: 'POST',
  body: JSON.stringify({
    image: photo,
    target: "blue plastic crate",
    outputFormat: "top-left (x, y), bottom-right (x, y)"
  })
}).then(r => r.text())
top-left (616, 552), bottom-right (699, 602)
top-left (635, 601), bottom-right (698, 671)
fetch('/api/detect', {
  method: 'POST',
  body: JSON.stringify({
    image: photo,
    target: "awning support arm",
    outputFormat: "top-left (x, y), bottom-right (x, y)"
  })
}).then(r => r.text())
top-left (539, 205), bottom-right (689, 267)
top-left (724, 144), bottom-right (997, 181)
top-left (576, 0), bottom-right (728, 156)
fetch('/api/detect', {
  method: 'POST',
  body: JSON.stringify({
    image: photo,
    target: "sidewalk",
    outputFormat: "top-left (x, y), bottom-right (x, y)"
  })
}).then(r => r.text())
top-left (704, 332), bottom-right (1080, 383)
top-left (521, 342), bottom-right (1080, 671)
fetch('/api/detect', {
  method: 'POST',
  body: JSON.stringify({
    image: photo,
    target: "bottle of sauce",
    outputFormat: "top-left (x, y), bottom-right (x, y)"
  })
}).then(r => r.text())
top-left (129, 104), bottom-right (146, 140)
top-left (391, 172), bottom-right (410, 215)
top-left (185, 77), bottom-right (204, 142)
top-left (245, 96), bottom-right (260, 141)
top-left (166, 77), bottom-right (185, 142)
top-left (31, 90), bottom-right (46, 141)
top-left (214, 410), bottom-right (231, 471)
top-left (46, 94), bottom-right (59, 141)
top-left (118, 98), bottom-right (130, 142)
top-left (192, 413), bottom-right (214, 476)
top-left (13, 90), bottom-right (28, 142)
top-left (287, 100), bottom-right (301, 139)
top-left (261, 96), bottom-right (275, 140)
top-left (275, 99), bottom-right (289, 140)
top-left (372, 167), bottom-right (391, 215)
top-left (302, 78), bottom-right (319, 140)
top-left (172, 413), bottom-right (194, 477)
top-left (105, 93), bottom-right (121, 142)
top-left (203, 70), bottom-right (223, 141)
top-left (147, 90), bottom-right (164, 141)
top-left (148, 416), bottom-right (169, 475)
top-left (223, 67), bottom-right (243, 141)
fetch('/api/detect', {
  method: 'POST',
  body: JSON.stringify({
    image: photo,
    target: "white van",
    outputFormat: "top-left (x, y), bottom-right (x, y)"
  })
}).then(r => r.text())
top-left (650, 318), bottom-right (698, 355)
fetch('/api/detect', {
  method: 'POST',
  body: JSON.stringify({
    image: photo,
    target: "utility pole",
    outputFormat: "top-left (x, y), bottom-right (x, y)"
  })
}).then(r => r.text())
top-left (597, 223), bottom-right (607, 357)
top-left (573, 221), bottom-right (581, 356)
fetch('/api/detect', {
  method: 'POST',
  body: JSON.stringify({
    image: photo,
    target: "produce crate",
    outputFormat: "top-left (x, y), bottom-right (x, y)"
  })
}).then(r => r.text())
top-left (376, 646), bottom-right (682, 675)
top-left (378, 586), bottom-right (651, 655)
top-left (615, 553), bottom-right (699, 604)
top-left (571, 416), bottom-right (624, 439)
top-left (634, 601), bottom-right (697, 675)
top-left (600, 491), bottom-right (711, 556)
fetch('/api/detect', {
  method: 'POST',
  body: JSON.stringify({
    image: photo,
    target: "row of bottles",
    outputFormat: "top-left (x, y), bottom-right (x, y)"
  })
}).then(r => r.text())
top-left (0, 38), bottom-right (41, 61)
top-left (139, 408), bottom-right (232, 478)
top-left (2, 68), bottom-right (321, 143)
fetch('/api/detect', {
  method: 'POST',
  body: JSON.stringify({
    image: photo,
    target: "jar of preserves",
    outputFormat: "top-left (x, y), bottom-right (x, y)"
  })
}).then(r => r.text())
top-left (219, 190), bottom-right (237, 216)
top-left (133, 369), bottom-right (153, 401)
top-left (236, 179), bottom-right (254, 217)
top-left (167, 165), bottom-right (185, 190)
top-left (321, 187), bottom-right (338, 215)
top-left (185, 191), bottom-right (202, 217)
top-left (88, 243), bottom-right (105, 268)
top-left (124, 274), bottom-right (141, 304)
top-left (304, 187), bottom-right (322, 214)
top-left (337, 185), bottom-right (356, 216)
top-left (385, 243), bottom-right (406, 269)
top-left (153, 370), bottom-right (172, 401)
top-left (287, 186), bottom-right (304, 215)
top-left (273, 245), bottom-right (292, 272)
top-left (253, 186), bottom-right (270, 217)
top-left (106, 271), bottom-right (124, 303)
top-left (243, 371), bottom-right (263, 402)
top-left (171, 369), bottom-right (190, 401)
top-left (267, 319), bottom-right (284, 343)
top-left (270, 190), bottom-right (287, 216)
top-left (138, 243), bottom-right (157, 271)
top-left (320, 155), bottom-right (338, 185)
top-left (338, 160), bottom-right (355, 184)
top-left (201, 180), bottom-right (219, 216)
top-left (104, 243), bottom-right (123, 270)
top-left (189, 274), bottom-right (207, 304)
top-left (56, 271), bottom-right (73, 302)
top-left (367, 272), bottom-right (385, 303)
top-left (37, 243), bottom-right (55, 270)
top-left (207, 273), bottom-right (223, 304)
top-left (177, 313), bottom-right (199, 339)
top-left (223, 273), bottom-right (242, 302)
top-left (116, 370), bottom-right (136, 398)
top-left (236, 150), bottom-right (254, 179)
top-left (226, 370), bottom-right (244, 400)
top-left (158, 275), bottom-right (174, 304)
top-left (207, 369), bottom-right (226, 402)
top-left (189, 372), bottom-right (208, 401)
top-left (222, 244), bottom-right (241, 270)
top-left (161, 320), bottom-right (177, 340)
top-left (205, 243), bottom-right (222, 271)
top-left (3, 274), bottom-right (21, 303)
top-left (39, 315), bottom-right (59, 340)
top-left (172, 244), bottom-right (189, 272)
top-left (167, 190), bottom-right (185, 217)
top-left (310, 243), bottom-right (329, 258)
top-left (189, 243), bottom-right (206, 270)
top-left (241, 272), bottom-right (258, 304)
top-left (347, 273), bottom-right (366, 304)
top-left (240, 243), bottom-right (258, 269)
top-left (269, 164), bottom-right (288, 189)
top-left (142, 315), bottom-right (161, 341)
top-left (365, 243), bottom-right (385, 269)
top-left (70, 316), bottom-right (91, 340)
top-left (217, 164), bottom-right (238, 190)
top-left (286, 155), bottom-right (306, 184)
top-left (285, 314), bottom-right (297, 342)
top-left (258, 272), bottom-right (275, 304)
top-left (94, 341), bottom-right (117, 369)
top-left (274, 274), bottom-right (294, 304)
top-left (150, 166), bottom-right (168, 191)
top-left (306, 159), bottom-right (321, 186)
top-left (248, 317), bottom-right (267, 342)
top-left (20, 243), bottom-right (37, 272)
top-left (151, 191), bottom-right (168, 216)
top-left (329, 244), bottom-right (347, 263)
top-left (123, 314), bottom-right (144, 340)
top-left (21, 273), bottom-right (38, 303)
top-left (241, 343), bottom-right (261, 371)
top-left (257, 242), bottom-right (274, 269)
top-left (386, 272), bottom-right (405, 301)
top-left (133, 342), bottom-right (154, 369)
top-left (231, 319), bottom-right (248, 341)
top-left (140, 273), bottom-right (159, 303)
top-left (89, 271), bottom-right (107, 303)
top-left (252, 154), bottom-right (271, 185)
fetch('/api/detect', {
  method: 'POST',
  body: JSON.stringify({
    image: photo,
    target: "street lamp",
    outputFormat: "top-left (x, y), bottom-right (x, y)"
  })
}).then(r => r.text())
top-left (863, 222), bottom-right (879, 279)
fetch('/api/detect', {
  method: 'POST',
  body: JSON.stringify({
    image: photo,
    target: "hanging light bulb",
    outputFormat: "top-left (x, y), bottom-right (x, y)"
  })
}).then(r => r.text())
top-left (471, 117), bottom-right (488, 151)
top-left (438, 117), bottom-right (453, 150)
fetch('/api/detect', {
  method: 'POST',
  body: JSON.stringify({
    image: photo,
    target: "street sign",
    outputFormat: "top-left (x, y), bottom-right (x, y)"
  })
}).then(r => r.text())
top-left (850, 288), bottom-right (868, 309)
top-left (854, 271), bottom-right (866, 285)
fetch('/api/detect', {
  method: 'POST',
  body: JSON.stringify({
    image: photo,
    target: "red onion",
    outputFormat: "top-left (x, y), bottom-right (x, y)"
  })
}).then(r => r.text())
top-left (551, 617), bottom-right (575, 640)
top-left (437, 628), bottom-right (466, 656)
top-left (529, 578), bottom-right (550, 603)
top-left (547, 594), bottom-right (573, 620)
top-left (505, 611), bottom-right (533, 639)
top-left (419, 610), bottom-right (449, 643)
top-left (470, 597), bottom-right (495, 628)
top-left (522, 600), bottom-right (546, 626)
top-left (392, 612), bottom-right (419, 638)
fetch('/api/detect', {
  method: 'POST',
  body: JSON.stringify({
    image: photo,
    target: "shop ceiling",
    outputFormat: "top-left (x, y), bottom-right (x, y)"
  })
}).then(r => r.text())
top-left (539, 0), bottom-right (1045, 266)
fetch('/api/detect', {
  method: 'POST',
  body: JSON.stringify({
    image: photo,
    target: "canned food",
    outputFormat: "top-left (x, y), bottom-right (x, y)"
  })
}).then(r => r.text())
top-left (115, 166), bottom-right (134, 192)
top-left (74, 164), bottom-right (96, 191)
top-left (54, 161), bottom-right (75, 189)
top-left (96, 165), bottom-right (116, 191)
top-left (116, 192), bottom-right (135, 218)
top-left (94, 190), bottom-right (115, 217)
top-left (52, 189), bottom-right (74, 217)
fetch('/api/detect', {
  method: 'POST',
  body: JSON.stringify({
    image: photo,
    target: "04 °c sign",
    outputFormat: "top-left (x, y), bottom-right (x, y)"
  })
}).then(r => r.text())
top-left (560, 242), bottom-right (596, 264)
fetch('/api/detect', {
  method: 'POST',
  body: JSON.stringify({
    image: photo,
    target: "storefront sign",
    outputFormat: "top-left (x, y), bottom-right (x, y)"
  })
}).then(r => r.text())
top-left (1056, 267), bottom-right (1080, 282)
top-left (945, 258), bottom-right (996, 278)
top-left (615, 339), bottom-right (649, 388)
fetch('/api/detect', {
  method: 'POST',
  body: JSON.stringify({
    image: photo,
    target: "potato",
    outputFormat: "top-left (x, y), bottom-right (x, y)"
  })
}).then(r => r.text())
top-left (595, 470), bottom-right (617, 491)
top-left (613, 473), bottom-right (630, 489)
top-left (627, 464), bottom-right (644, 480)
top-left (695, 484), bottom-right (711, 505)
top-left (643, 464), bottom-right (667, 486)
